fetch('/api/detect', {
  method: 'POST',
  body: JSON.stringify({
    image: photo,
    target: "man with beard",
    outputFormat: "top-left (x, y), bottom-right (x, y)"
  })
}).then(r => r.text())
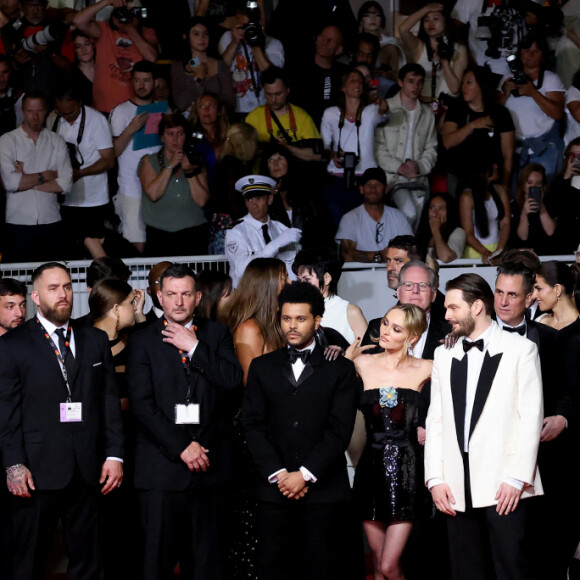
top-left (0, 262), bottom-right (124, 579)
top-left (425, 273), bottom-right (543, 580)
top-left (243, 281), bottom-right (360, 579)
top-left (109, 60), bottom-right (162, 253)
top-left (0, 90), bottom-right (73, 262)
top-left (126, 263), bottom-right (242, 579)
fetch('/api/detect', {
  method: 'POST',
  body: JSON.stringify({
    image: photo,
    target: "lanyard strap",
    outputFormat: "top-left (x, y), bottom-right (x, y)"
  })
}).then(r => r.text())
top-left (163, 319), bottom-right (198, 404)
top-left (36, 318), bottom-right (73, 402)
top-left (337, 106), bottom-right (362, 158)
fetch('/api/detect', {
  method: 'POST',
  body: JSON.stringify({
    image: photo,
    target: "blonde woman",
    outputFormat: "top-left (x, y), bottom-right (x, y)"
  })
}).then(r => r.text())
top-left (346, 304), bottom-right (431, 580)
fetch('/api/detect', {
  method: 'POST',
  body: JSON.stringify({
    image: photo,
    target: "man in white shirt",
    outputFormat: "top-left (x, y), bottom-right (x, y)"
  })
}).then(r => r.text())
top-left (109, 60), bottom-right (160, 253)
top-left (425, 273), bottom-right (543, 580)
top-left (225, 175), bottom-right (301, 287)
top-left (335, 167), bottom-right (412, 263)
top-left (49, 84), bottom-right (114, 259)
top-left (0, 90), bottom-right (73, 263)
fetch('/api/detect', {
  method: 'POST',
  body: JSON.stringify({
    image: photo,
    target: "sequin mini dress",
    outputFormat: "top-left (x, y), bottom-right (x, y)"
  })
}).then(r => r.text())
top-left (353, 387), bottom-right (421, 523)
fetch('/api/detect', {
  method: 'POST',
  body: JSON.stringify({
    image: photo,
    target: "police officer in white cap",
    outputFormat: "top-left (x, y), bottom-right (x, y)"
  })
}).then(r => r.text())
top-left (225, 175), bottom-right (302, 287)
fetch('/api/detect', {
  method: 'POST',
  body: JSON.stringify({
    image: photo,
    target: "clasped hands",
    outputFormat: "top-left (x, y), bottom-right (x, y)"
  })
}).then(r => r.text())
top-left (277, 469), bottom-right (308, 500)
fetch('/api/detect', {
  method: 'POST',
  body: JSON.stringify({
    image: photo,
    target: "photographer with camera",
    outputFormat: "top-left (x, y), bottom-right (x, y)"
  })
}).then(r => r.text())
top-left (374, 63), bottom-right (438, 230)
top-left (499, 33), bottom-right (565, 185)
top-left (73, 0), bottom-right (158, 114)
top-left (11, 0), bottom-right (72, 103)
top-left (138, 113), bottom-right (209, 258)
top-left (170, 17), bottom-right (235, 114)
top-left (48, 83), bottom-right (115, 259)
top-left (321, 67), bottom-right (388, 224)
top-left (399, 3), bottom-right (468, 110)
top-left (218, 2), bottom-right (284, 118)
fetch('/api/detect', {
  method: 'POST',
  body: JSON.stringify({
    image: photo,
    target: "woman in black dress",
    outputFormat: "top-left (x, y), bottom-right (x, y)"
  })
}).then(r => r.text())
top-left (346, 304), bottom-right (431, 580)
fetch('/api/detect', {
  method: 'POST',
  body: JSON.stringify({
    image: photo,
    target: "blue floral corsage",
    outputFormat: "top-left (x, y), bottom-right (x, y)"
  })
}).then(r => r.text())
top-left (379, 386), bottom-right (398, 408)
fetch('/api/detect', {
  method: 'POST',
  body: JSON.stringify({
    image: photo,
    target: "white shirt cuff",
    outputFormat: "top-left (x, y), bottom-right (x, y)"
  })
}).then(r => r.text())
top-left (268, 468), bottom-right (286, 483)
top-left (186, 341), bottom-right (199, 359)
top-left (299, 466), bottom-right (317, 483)
top-left (503, 477), bottom-right (524, 491)
top-left (427, 477), bottom-right (445, 490)
top-left (106, 457), bottom-right (123, 463)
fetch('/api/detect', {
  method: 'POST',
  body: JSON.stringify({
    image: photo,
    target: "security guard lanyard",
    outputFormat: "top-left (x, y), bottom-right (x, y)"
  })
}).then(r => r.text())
top-left (37, 318), bottom-right (73, 402)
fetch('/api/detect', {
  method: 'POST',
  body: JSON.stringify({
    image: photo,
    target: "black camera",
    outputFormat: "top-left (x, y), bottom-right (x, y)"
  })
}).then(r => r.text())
top-left (185, 130), bottom-right (205, 170)
top-left (506, 54), bottom-right (528, 96)
top-left (244, 0), bottom-right (264, 47)
top-left (20, 21), bottom-right (67, 53)
top-left (111, 6), bottom-right (147, 23)
top-left (436, 35), bottom-right (453, 61)
top-left (339, 152), bottom-right (359, 190)
top-left (476, 6), bottom-right (519, 59)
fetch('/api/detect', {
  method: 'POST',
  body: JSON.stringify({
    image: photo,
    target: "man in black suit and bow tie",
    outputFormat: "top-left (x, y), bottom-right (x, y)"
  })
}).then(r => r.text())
top-left (494, 258), bottom-right (573, 579)
top-left (425, 273), bottom-right (543, 580)
top-left (126, 263), bottom-right (243, 580)
top-left (0, 262), bottom-right (124, 580)
top-left (243, 281), bottom-right (359, 580)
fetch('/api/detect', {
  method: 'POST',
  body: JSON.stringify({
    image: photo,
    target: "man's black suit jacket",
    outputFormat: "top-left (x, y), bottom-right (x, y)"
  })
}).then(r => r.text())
top-left (126, 317), bottom-right (243, 491)
top-left (0, 318), bottom-right (124, 490)
top-left (243, 345), bottom-right (359, 504)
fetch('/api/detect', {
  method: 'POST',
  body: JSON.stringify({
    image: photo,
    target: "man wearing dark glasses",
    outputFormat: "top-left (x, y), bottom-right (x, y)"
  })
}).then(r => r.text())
top-left (336, 167), bottom-right (412, 263)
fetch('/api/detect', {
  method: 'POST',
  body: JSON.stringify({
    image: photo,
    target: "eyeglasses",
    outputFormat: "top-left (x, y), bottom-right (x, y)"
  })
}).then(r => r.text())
top-left (375, 222), bottom-right (384, 245)
top-left (399, 281), bottom-right (433, 292)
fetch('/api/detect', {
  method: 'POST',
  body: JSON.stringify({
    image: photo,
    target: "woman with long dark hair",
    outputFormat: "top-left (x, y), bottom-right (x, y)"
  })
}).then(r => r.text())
top-left (458, 163), bottom-right (510, 263)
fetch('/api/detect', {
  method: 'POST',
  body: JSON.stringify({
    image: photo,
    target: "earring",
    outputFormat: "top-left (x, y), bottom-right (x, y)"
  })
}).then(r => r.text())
top-left (557, 294), bottom-right (561, 301)
top-left (115, 311), bottom-right (120, 333)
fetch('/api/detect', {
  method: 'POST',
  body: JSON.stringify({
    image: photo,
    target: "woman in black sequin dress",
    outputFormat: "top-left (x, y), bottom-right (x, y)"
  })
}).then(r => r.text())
top-left (346, 304), bottom-right (432, 580)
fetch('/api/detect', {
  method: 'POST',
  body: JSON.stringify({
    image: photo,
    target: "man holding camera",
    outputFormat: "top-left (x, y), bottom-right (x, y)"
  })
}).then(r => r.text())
top-left (0, 89), bottom-right (73, 262)
top-left (245, 66), bottom-right (321, 163)
top-left (47, 84), bottom-right (114, 259)
top-left (218, 4), bottom-right (284, 118)
top-left (73, 0), bottom-right (158, 114)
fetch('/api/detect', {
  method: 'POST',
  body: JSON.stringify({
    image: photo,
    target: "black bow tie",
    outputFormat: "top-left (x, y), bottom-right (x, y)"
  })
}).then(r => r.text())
top-left (502, 325), bottom-right (526, 336)
top-left (463, 338), bottom-right (484, 353)
top-left (287, 347), bottom-right (310, 364)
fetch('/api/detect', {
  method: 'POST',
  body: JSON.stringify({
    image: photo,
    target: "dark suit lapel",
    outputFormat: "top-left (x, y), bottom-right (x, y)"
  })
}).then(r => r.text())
top-left (451, 356), bottom-right (468, 452)
top-left (525, 322), bottom-right (540, 347)
top-left (30, 320), bottom-right (70, 390)
top-left (468, 351), bottom-right (503, 440)
top-left (68, 323), bottom-right (83, 386)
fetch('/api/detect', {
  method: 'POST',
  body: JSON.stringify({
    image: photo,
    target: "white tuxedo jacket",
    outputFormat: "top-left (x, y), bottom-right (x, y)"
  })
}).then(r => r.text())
top-left (425, 321), bottom-right (544, 511)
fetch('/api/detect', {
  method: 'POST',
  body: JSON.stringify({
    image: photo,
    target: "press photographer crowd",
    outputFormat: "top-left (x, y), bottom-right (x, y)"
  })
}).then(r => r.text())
top-left (1, 0), bottom-right (580, 578)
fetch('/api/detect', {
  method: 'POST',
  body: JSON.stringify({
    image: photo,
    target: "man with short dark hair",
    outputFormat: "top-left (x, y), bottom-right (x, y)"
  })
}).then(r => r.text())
top-left (0, 90), bottom-right (73, 262)
top-left (48, 84), bottom-right (115, 259)
top-left (375, 63), bottom-right (437, 228)
top-left (243, 281), bottom-right (359, 579)
top-left (0, 278), bottom-right (26, 336)
top-left (225, 175), bottom-right (301, 287)
top-left (144, 260), bottom-right (173, 324)
top-left (426, 273), bottom-right (543, 580)
top-left (336, 167), bottom-right (412, 263)
top-left (126, 263), bottom-right (243, 580)
top-left (0, 261), bottom-right (124, 579)
top-left (383, 234), bottom-right (426, 290)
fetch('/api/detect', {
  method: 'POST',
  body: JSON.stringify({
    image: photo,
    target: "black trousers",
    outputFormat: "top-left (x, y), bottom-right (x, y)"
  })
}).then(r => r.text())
top-left (10, 473), bottom-right (101, 580)
top-left (138, 485), bottom-right (221, 580)
top-left (446, 453), bottom-right (532, 580)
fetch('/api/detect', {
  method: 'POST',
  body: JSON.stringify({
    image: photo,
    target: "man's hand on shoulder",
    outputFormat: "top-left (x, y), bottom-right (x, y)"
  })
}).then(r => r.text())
top-left (162, 322), bottom-right (198, 353)
top-left (430, 482), bottom-right (456, 516)
top-left (180, 441), bottom-right (210, 472)
top-left (495, 482), bottom-right (522, 515)
top-left (6, 464), bottom-right (35, 498)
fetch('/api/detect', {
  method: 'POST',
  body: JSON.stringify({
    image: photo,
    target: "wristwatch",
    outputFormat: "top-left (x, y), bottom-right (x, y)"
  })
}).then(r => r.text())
top-left (37, 172), bottom-right (45, 185)
top-left (373, 252), bottom-right (382, 263)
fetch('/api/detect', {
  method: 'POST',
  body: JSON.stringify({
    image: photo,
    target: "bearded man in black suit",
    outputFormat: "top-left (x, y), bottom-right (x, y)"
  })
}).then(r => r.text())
top-left (243, 281), bottom-right (360, 580)
top-left (126, 263), bottom-right (243, 580)
top-left (0, 262), bottom-right (124, 580)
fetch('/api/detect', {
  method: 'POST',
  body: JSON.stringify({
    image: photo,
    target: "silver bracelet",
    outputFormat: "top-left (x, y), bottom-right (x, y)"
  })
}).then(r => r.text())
top-left (6, 464), bottom-right (23, 475)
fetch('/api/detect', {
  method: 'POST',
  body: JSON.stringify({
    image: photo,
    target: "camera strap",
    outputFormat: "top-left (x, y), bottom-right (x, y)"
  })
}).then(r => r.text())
top-left (52, 105), bottom-right (86, 166)
top-left (241, 41), bottom-right (260, 100)
top-left (337, 105), bottom-right (362, 158)
top-left (265, 105), bottom-right (297, 144)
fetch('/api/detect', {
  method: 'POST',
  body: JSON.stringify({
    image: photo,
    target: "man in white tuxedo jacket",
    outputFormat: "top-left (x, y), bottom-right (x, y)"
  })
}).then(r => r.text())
top-left (425, 273), bottom-right (543, 580)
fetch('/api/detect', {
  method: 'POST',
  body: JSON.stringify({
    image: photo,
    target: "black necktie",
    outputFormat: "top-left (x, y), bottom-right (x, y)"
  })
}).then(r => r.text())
top-left (463, 338), bottom-right (484, 353)
top-left (503, 325), bottom-right (526, 336)
top-left (55, 328), bottom-right (75, 375)
top-left (287, 346), bottom-right (310, 364)
top-left (261, 224), bottom-right (271, 244)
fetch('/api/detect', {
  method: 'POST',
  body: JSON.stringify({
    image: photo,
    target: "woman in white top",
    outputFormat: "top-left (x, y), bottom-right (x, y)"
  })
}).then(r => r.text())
top-left (293, 251), bottom-right (368, 344)
top-left (399, 3), bottom-right (467, 108)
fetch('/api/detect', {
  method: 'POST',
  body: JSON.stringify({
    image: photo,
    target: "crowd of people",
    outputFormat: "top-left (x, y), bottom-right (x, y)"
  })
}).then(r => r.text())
top-left (0, 0), bottom-right (579, 270)
top-left (0, 248), bottom-right (579, 580)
